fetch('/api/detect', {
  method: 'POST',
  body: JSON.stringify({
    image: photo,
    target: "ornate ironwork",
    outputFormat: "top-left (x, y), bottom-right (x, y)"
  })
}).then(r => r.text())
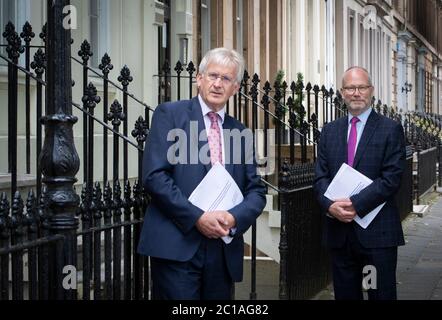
top-left (39, 23), bottom-right (47, 43)
top-left (30, 49), bottom-right (46, 75)
top-left (20, 21), bottom-right (35, 43)
top-left (99, 53), bottom-right (114, 76)
top-left (132, 116), bottom-right (149, 144)
top-left (108, 100), bottom-right (125, 126)
top-left (118, 65), bottom-right (133, 87)
top-left (78, 39), bottom-right (93, 63)
top-left (82, 82), bottom-right (101, 109)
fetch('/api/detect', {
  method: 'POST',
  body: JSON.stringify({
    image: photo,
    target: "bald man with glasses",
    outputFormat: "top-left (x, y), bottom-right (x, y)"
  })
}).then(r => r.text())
top-left (314, 66), bottom-right (406, 300)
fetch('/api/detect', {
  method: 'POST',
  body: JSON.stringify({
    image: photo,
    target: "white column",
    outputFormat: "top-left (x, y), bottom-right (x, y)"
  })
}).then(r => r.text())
top-left (417, 47), bottom-right (428, 112)
top-left (407, 43), bottom-right (418, 112)
top-left (295, 0), bottom-right (306, 76)
top-left (325, 0), bottom-right (335, 90)
top-left (397, 31), bottom-right (412, 112)
top-left (253, 0), bottom-right (260, 74)
top-left (222, 0), bottom-right (233, 49)
top-left (433, 63), bottom-right (439, 114)
top-left (311, 0), bottom-right (321, 84)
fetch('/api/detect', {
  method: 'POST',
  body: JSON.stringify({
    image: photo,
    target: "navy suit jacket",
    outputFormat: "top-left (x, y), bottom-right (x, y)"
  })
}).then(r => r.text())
top-left (137, 97), bottom-right (266, 281)
top-left (314, 110), bottom-right (406, 249)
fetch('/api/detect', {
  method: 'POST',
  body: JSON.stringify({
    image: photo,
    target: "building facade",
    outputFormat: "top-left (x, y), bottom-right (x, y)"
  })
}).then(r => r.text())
top-left (1, 0), bottom-right (441, 180)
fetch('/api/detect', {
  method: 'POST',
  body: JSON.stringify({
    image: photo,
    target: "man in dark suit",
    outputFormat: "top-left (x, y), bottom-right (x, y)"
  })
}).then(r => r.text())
top-left (137, 48), bottom-right (266, 300)
top-left (314, 66), bottom-right (406, 300)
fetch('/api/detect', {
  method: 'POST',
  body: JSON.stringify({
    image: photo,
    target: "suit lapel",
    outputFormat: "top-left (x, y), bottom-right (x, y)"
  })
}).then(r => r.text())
top-left (190, 98), bottom-right (212, 173)
top-left (338, 117), bottom-right (349, 165)
top-left (221, 115), bottom-right (235, 177)
top-left (353, 110), bottom-right (379, 168)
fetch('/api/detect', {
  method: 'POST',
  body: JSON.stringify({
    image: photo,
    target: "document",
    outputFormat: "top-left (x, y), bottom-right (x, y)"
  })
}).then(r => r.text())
top-left (189, 162), bottom-right (244, 244)
top-left (324, 163), bottom-right (385, 229)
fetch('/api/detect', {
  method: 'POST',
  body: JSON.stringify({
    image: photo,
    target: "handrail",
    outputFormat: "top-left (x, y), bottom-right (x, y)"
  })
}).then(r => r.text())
top-left (1, 53), bottom-right (144, 152)
top-left (260, 178), bottom-right (280, 193)
top-left (260, 178), bottom-right (314, 195)
top-left (70, 55), bottom-right (155, 112)
top-left (71, 101), bottom-right (143, 151)
top-left (239, 91), bottom-right (317, 145)
top-left (152, 73), bottom-right (194, 80)
top-left (256, 87), bottom-right (348, 119)
top-left (0, 44), bottom-right (44, 49)
top-left (0, 53), bottom-right (46, 85)
top-left (1, 45), bottom-right (155, 112)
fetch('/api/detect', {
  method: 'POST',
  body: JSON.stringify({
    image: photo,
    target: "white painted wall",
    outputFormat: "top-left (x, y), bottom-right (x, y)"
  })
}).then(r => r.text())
top-left (0, 0), bottom-right (188, 186)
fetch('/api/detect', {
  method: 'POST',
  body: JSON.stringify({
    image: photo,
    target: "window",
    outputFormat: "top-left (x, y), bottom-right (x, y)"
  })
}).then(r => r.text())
top-left (235, 0), bottom-right (243, 54)
top-left (1, 0), bottom-right (30, 66)
top-left (1, 0), bottom-right (15, 28)
top-left (0, 0), bottom-right (15, 59)
top-left (89, 0), bottom-right (109, 69)
top-left (376, 27), bottom-right (381, 93)
top-left (425, 71), bottom-right (433, 113)
top-left (201, 0), bottom-right (211, 56)
top-left (369, 30), bottom-right (373, 73)
top-left (359, 15), bottom-right (364, 66)
top-left (386, 36), bottom-right (391, 105)
top-left (348, 9), bottom-right (355, 67)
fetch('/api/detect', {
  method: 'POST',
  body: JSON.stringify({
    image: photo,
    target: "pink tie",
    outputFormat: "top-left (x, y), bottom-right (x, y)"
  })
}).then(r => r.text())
top-left (207, 112), bottom-right (223, 165)
top-left (347, 117), bottom-right (360, 167)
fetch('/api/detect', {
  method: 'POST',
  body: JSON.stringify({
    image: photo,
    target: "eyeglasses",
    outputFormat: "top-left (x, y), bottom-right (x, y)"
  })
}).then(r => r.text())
top-left (206, 72), bottom-right (235, 85)
top-left (341, 86), bottom-right (372, 95)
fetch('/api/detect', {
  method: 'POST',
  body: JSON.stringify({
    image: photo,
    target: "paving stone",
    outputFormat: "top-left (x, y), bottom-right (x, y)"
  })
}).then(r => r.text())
top-left (313, 194), bottom-right (442, 300)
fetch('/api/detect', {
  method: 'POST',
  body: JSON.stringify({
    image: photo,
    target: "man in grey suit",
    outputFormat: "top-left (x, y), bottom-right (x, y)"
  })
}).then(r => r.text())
top-left (314, 66), bottom-right (406, 300)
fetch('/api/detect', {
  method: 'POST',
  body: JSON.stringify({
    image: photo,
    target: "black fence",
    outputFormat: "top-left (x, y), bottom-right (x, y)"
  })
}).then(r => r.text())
top-left (1, 14), bottom-right (153, 300)
top-left (0, 184), bottom-right (149, 300)
top-left (1, 13), bottom-right (439, 300)
top-left (397, 153), bottom-right (414, 221)
top-left (278, 162), bottom-right (331, 299)
top-left (415, 147), bottom-right (438, 205)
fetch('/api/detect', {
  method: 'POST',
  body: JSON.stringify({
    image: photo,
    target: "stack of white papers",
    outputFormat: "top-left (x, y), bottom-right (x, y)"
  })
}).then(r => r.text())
top-left (189, 163), bottom-right (244, 244)
top-left (324, 163), bottom-right (385, 229)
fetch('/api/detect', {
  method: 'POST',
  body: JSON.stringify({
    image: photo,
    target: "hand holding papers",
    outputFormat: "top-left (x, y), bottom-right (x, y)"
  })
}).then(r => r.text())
top-left (188, 162), bottom-right (244, 244)
top-left (324, 163), bottom-right (385, 229)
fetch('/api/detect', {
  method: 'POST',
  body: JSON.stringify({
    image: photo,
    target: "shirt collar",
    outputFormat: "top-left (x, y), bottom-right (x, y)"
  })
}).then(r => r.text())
top-left (198, 95), bottom-right (225, 123)
top-left (348, 107), bottom-right (372, 125)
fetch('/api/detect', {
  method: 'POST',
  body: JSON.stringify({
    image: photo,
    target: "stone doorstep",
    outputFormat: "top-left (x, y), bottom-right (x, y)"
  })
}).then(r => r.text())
top-left (0, 173), bottom-right (37, 189)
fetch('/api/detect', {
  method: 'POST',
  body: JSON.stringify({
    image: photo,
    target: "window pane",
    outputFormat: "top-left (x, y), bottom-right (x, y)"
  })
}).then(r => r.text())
top-left (90, 0), bottom-right (98, 17)
top-left (1, 0), bottom-right (16, 60)
top-left (201, 0), bottom-right (210, 55)
top-left (236, 0), bottom-right (243, 54)
top-left (90, 0), bottom-right (99, 67)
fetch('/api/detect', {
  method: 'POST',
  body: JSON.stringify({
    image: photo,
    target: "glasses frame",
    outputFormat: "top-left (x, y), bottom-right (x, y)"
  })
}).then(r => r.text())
top-left (341, 85), bottom-right (372, 95)
top-left (205, 72), bottom-right (235, 86)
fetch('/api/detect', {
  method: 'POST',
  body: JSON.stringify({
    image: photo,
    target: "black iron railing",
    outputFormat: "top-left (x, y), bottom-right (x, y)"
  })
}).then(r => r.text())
top-left (1, 15), bottom-right (439, 300)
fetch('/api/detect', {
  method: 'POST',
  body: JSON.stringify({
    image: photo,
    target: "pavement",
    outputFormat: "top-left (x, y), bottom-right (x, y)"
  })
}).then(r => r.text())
top-left (314, 190), bottom-right (442, 300)
top-left (237, 190), bottom-right (442, 300)
top-left (396, 191), bottom-right (442, 300)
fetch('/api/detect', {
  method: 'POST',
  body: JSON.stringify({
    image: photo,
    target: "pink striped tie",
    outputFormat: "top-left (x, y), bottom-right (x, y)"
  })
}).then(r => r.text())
top-left (347, 117), bottom-right (360, 167)
top-left (207, 112), bottom-right (223, 165)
